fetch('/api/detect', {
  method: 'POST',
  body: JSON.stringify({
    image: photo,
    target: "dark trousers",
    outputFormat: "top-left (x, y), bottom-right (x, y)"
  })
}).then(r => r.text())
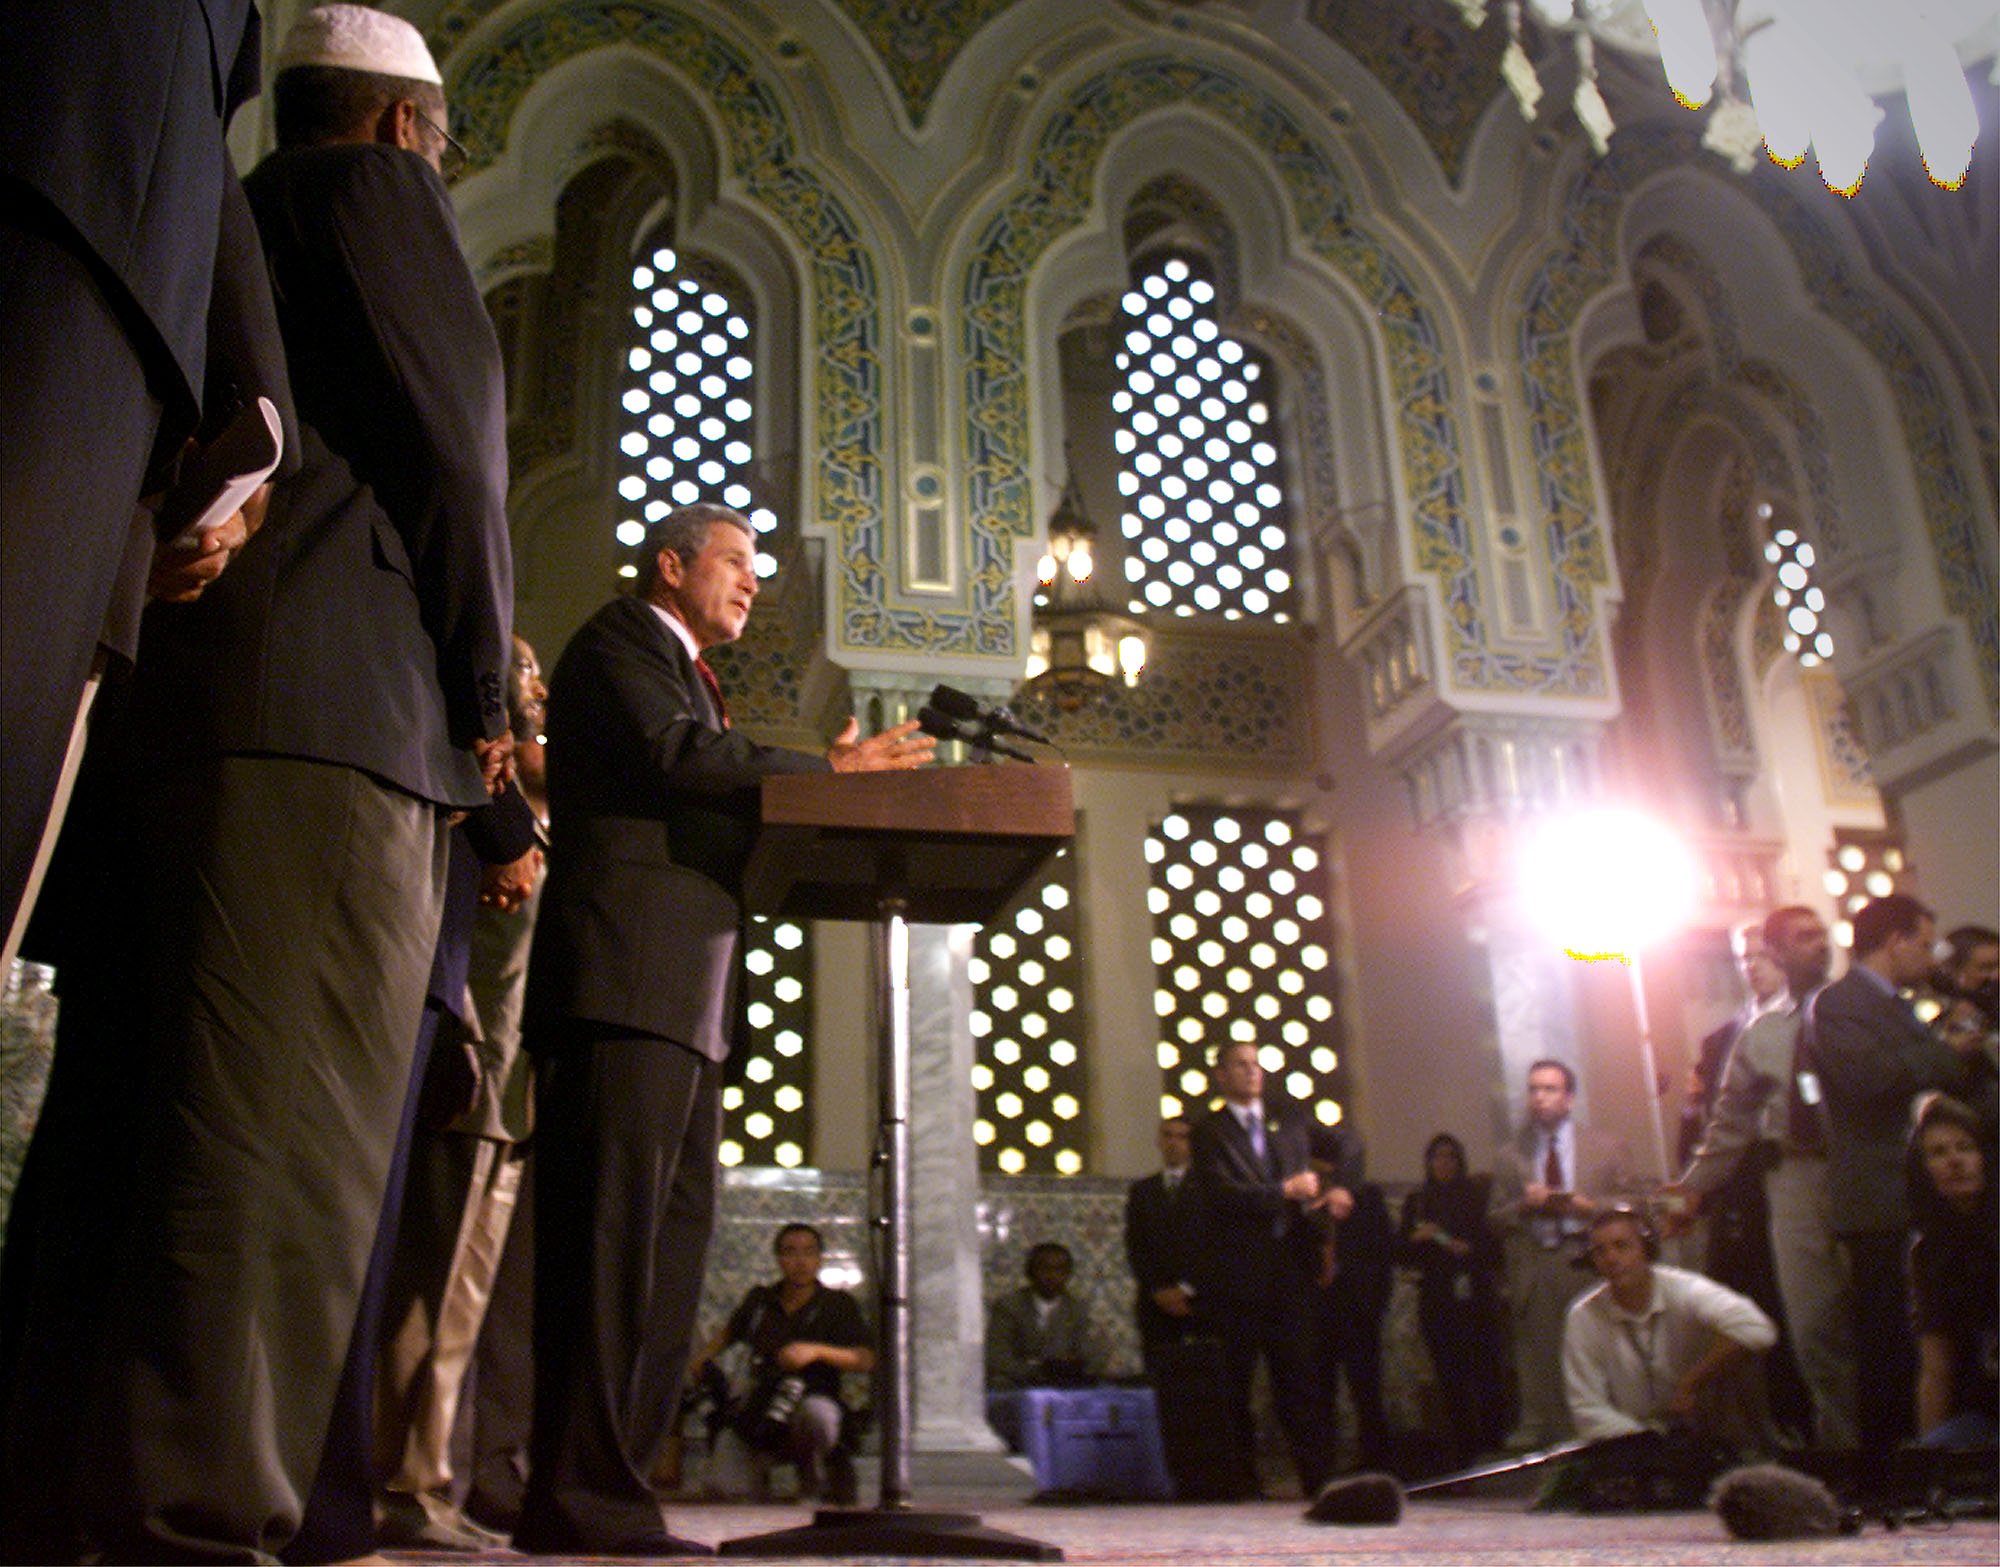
top-left (518, 1036), bottom-right (720, 1551)
top-left (1215, 1275), bottom-right (1336, 1496)
top-left (1323, 1301), bottom-right (1391, 1472)
top-left (0, 754), bottom-right (445, 1564)
top-left (1418, 1293), bottom-right (1511, 1467)
top-left (0, 191), bottom-right (162, 944)
top-left (1842, 1230), bottom-right (1916, 1482)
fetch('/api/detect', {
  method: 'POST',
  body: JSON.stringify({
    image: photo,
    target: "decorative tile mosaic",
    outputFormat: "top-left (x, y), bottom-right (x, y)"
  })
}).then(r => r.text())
top-left (446, 2), bottom-right (889, 657)
top-left (1304, 0), bottom-right (1510, 186)
top-left (1751, 589), bottom-right (1785, 680)
top-left (706, 586), bottom-right (818, 737)
top-left (959, 56), bottom-right (1561, 696)
top-left (1805, 667), bottom-right (1875, 803)
top-left (830, 0), bottom-right (1023, 127)
top-left (1699, 580), bottom-right (1756, 763)
top-left (1016, 626), bottom-right (1314, 766)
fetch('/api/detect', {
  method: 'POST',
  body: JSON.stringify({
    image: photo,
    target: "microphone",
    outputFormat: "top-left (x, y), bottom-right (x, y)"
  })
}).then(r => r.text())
top-left (1709, 1463), bottom-right (1846, 1540)
top-left (928, 684), bottom-right (1052, 747)
top-left (915, 706), bottom-right (1034, 764)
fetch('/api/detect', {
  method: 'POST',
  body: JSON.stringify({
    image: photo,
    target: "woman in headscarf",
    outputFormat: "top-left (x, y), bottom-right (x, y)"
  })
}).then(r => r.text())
top-left (1397, 1132), bottom-right (1512, 1467)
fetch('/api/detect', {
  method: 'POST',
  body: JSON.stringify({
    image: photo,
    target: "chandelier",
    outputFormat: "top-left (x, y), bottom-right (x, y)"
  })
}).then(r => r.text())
top-left (1019, 471), bottom-right (1150, 714)
top-left (1454, 0), bottom-right (1998, 195)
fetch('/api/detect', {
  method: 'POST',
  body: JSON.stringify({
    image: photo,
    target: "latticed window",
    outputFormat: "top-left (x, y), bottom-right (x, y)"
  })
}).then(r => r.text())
top-left (719, 916), bottom-right (815, 1169)
top-left (1822, 834), bottom-right (1912, 954)
top-left (618, 243), bottom-right (778, 579)
top-left (1760, 502), bottom-right (1833, 667)
top-left (971, 850), bottom-right (1087, 1176)
top-left (1114, 254), bottom-right (1295, 622)
top-left (1147, 807), bottom-right (1344, 1127)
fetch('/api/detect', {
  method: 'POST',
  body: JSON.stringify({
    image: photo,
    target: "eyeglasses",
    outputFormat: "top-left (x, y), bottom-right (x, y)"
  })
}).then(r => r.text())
top-left (414, 108), bottom-right (469, 180)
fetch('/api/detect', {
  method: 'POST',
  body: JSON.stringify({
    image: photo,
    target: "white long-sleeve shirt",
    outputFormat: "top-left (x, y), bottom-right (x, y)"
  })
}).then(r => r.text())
top-left (1563, 1264), bottom-right (1776, 1440)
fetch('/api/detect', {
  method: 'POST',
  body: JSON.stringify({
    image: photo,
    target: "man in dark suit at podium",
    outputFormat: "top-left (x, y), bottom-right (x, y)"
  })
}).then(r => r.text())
top-left (1190, 1039), bottom-right (1360, 1497)
top-left (518, 503), bottom-right (932, 1554)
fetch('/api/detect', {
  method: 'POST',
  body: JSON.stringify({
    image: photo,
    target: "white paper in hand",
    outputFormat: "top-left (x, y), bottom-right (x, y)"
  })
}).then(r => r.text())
top-left (159, 395), bottom-right (284, 549)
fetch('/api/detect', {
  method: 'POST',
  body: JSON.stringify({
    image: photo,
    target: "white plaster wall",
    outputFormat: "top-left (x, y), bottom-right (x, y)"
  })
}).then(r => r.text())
top-left (1894, 751), bottom-right (2000, 928)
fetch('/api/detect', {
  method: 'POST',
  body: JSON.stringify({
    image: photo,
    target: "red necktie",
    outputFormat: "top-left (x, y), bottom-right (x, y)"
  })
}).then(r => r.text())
top-left (1543, 1136), bottom-right (1563, 1190)
top-left (694, 656), bottom-right (730, 730)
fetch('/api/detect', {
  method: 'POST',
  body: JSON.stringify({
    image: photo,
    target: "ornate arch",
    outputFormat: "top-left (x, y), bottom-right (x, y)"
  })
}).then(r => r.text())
top-left (1521, 125), bottom-right (1998, 718)
top-left (953, 55), bottom-right (1527, 688)
top-left (445, 2), bottom-right (888, 632)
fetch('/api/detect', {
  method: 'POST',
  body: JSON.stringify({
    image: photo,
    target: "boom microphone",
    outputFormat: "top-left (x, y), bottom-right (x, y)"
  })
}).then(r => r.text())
top-left (927, 684), bottom-right (1052, 746)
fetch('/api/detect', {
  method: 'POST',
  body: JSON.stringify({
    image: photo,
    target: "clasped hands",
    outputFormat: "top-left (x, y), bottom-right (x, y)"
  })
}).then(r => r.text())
top-left (1282, 1168), bottom-right (1354, 1219)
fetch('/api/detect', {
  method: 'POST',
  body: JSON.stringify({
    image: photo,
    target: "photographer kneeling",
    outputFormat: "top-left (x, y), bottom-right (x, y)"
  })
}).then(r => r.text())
top-left (691, 1223), bottom-right (873, 1504)
top-left (1559, 1205), bottom-right (1776, 1509)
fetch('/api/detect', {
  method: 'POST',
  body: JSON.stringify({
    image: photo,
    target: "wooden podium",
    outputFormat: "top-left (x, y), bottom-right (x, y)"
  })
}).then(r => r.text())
top-left (722, 764), bottom-right (1073, 1560)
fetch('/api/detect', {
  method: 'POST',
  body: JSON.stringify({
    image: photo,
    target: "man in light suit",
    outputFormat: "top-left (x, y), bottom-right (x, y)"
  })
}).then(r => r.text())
top-left (1667, 907), bottom-right (1855, 1451)
top-left (1189, 1039), bottom-right (1360, 1497)
top-left (517, 503), bottom-right (932, 1555)
top-left (1489, 1059), bottom-right (1634, 1449)
top-left (1814, 893), bottom-right (1983, 1481)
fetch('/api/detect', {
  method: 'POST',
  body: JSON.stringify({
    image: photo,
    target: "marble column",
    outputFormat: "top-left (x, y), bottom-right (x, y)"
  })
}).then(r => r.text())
top-left (905, 922), bottom-right (1005, 1452)
top-left (1475, 911), bottom-right (1586, 1146)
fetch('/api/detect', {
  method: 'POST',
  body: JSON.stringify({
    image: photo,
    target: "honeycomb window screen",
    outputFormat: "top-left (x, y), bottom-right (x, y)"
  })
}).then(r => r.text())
top-left (619, 244), bottom-right (778, 581)
top-left (719, 916), bottom-right (814, 1169)
top-left (970, 850), bottom-right (1088, 1176)
top-left (1822, 834), bottom-right (1914, 954)
top-left (1760, 508), bottom-right (1834, 667)
top-left (1113, 254), bottom-right (1295, 623)
top-left (1146, 807), bottom-right (1346, 1128)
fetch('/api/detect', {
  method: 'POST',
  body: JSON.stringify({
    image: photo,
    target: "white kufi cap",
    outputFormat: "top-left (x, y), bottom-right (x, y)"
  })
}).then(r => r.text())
top-left (275, 5), bottom-right (443, 86)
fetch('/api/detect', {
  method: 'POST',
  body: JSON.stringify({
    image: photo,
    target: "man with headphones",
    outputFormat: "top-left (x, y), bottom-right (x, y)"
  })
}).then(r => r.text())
top-left (1563, 1205), bottom-right (1776, 1451)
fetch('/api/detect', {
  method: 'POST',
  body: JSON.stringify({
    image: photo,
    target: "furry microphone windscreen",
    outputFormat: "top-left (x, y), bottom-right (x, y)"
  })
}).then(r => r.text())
top-left (1303, 1472), bottom-right (1404, 1525)
top-left (1709, 1463), bottom-right (1844, 1540)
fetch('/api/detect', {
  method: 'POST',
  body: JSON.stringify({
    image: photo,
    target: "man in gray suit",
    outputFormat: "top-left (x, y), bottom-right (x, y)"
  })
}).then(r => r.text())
top-left (517, 503), bottom-right (931, 1554)
top-left (1814, 893), bottom-right (1983, 1480)
top-left (1490, 1059), bottom-right (1634, 1449)
top-left (1668, 906), bottom-right (1855, 1450)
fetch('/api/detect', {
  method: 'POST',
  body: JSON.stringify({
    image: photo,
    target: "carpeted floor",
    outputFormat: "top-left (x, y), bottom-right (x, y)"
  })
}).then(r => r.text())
top-left (383, 1494), bottom-right (2000, 1564)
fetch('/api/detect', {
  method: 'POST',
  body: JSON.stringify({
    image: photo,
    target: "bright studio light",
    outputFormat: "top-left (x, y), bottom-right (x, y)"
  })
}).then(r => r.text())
top-left (1516, 807), bottom-right (1698, 958)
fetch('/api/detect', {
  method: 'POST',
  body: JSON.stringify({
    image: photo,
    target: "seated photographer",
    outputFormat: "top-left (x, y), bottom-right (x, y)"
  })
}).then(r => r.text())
top-left (984, 1241), bottom-right (1106, 1394)
top-left (1562, 1205), bottom-right (1775, 1503)
top-left (690, 1223), bottom-right (872, 1504)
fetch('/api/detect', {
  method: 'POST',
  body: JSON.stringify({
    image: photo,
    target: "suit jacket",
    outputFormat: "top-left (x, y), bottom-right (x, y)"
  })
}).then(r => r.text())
top-left (984, 1288), bottom-right (1101, 1391)
top-left (526, 594), bottom-right (828, 1059)
top-left (1489, 1119), bottom-right (1633, 1250)
top-left (1189, 1098), bottom-right (1363, 1304)
top-left (1124, 1170), bottom-right (1203, 1342)
top-left (134, 143), bottom-right (510, 809)
top-left (0, 0), bottom-right (261, 429)
top-left (1813, 967), bottom-right (1969, 1234)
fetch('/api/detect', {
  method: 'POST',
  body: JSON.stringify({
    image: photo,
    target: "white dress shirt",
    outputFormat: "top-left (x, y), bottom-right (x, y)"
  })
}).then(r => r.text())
top-left (1563, 1264), bottom-right (1776, 1440)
